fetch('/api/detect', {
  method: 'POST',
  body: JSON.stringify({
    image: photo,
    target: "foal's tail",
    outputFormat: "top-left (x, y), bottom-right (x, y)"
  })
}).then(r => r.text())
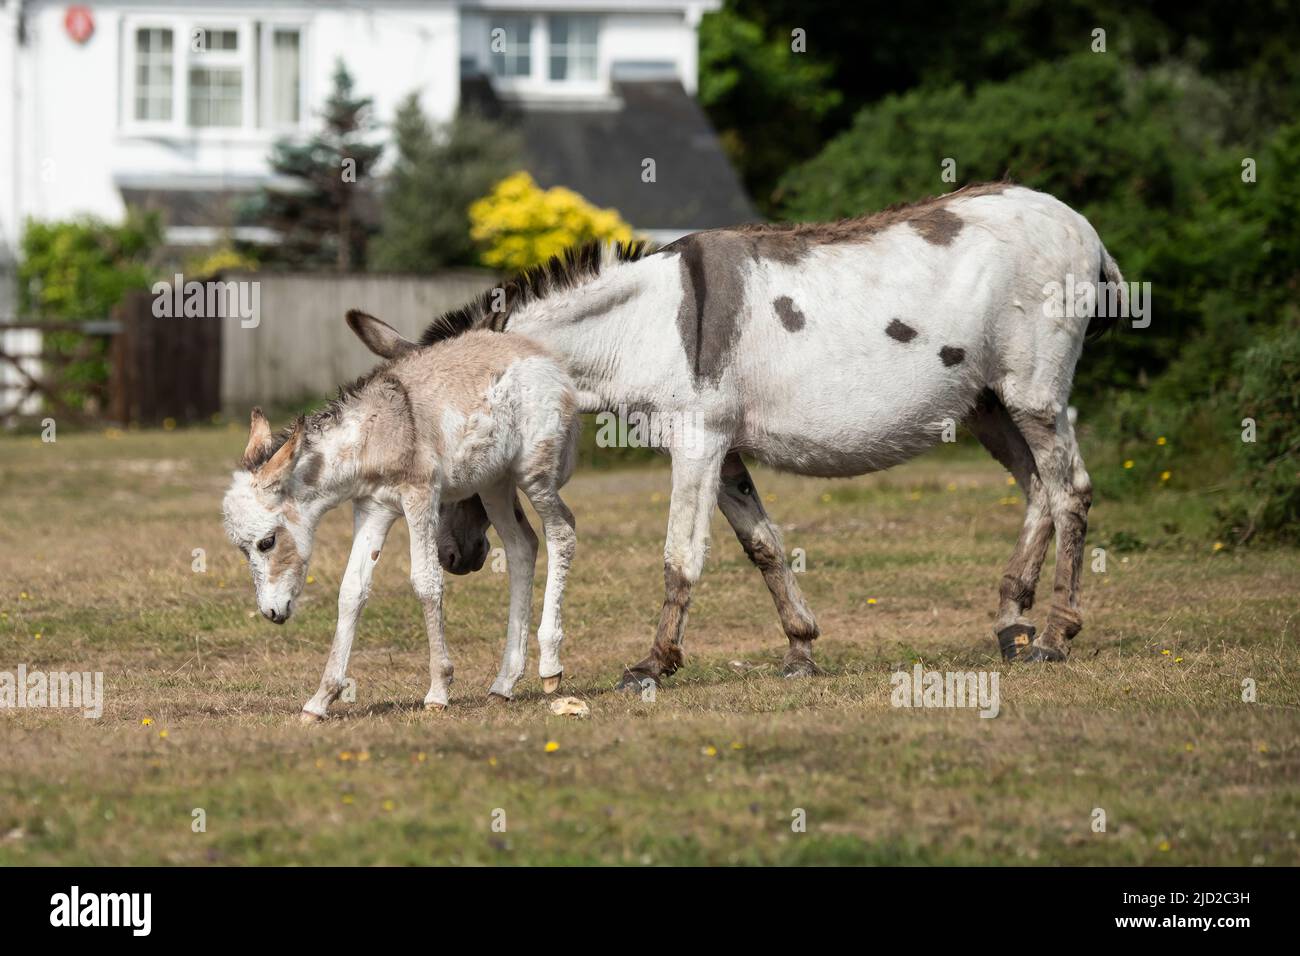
top-left (1085, 243), bottom-right (1126, 342)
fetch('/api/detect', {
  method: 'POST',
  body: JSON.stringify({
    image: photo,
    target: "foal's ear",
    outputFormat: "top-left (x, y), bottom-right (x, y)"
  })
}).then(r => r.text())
top-left (346, 309), bottom-right (418, 360)
top-left (255, 418), bottom-right (304, 489)
top-left (241, 407), bottom-right (275, 469)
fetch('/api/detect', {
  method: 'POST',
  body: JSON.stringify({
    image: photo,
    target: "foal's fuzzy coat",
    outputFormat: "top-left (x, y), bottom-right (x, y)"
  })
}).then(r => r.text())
top-left (222, 313), bottom-right (579, 719)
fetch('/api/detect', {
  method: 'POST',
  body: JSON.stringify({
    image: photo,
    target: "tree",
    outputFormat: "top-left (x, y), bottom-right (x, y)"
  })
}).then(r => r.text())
top-left (696, 8), bottom-right (840, 213)
top-left (370, 95), bottom-right (521, 272)
top-left (252, 61), bottom-right (383, 271)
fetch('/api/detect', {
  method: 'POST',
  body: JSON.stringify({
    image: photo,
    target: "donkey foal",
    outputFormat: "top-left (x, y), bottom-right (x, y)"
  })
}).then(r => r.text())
top-left (222, 311), bottom-right (579, 720)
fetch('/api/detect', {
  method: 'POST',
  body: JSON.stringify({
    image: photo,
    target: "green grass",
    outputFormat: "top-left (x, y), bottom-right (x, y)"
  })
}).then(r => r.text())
top-left (0, 425), bottom-right (1297, 865)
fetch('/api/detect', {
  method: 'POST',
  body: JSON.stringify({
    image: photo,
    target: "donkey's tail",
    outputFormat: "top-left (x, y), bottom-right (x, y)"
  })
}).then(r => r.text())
top-left (1086, 243), bottom-right (1126, 341)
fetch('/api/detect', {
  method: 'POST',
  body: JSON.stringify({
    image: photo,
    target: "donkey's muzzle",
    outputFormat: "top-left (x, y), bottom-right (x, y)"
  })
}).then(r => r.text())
top-left (440, 541), bottom-right (489, 576)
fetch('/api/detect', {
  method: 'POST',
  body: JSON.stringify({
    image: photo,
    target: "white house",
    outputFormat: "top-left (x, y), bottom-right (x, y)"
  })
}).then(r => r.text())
top-left (0, 0), bottom-right (756, 321)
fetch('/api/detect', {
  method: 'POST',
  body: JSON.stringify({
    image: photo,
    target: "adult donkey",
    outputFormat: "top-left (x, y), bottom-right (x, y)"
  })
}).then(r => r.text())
top-left (353, 183), bottom-right (1125, 688)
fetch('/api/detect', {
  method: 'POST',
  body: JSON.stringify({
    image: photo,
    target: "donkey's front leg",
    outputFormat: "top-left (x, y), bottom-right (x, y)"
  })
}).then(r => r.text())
top-left (479, 484), bottom-right (538, 701)
top-left (302, 501), bottom-right (399, 721)
top-left (617, 437), bottom-right (727, 690)
top-left (403, 487), bottom-right (453, 709)
top-left (717, 453), bottom-right (822, 677)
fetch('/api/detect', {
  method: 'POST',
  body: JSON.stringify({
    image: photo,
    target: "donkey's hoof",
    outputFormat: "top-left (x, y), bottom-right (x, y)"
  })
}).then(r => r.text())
top-left (541, 672), bottom-right (563, 694)
top-left (1016, 640), bottom-right (1068, 663)
top-left (781, 655), bottom-right (822, 678)
top-left (424, 701), bottom-right (449, 712)
top-left (616, 669), bottom-right (657, 693)
top-left (485, 692), bottom-right (511, 706)
top-left (299, 709), bottom-right (325, 724)
top-left (997, 621), bottom-right (1036, 662)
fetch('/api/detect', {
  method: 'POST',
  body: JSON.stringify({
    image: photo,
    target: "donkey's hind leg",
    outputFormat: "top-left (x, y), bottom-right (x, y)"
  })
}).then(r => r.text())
top-left (966, 391), bottom-right (1055, 661)
top-left (717, 452), bottom-right (822, 677)
top-left (518, 481), bottom-right (576, 693)
top-left (479, 483), bottom-right (538, 701)
top-left (1005, 404), bottom-right (1093, 662)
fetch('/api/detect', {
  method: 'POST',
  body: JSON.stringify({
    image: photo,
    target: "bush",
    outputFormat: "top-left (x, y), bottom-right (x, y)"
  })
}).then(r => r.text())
top-left (468, 172), bottom-right (634, 271)
top-left (1218, 323), bottom-right (1300, 543)
top-left (19, 213), bottom-right (161, 411)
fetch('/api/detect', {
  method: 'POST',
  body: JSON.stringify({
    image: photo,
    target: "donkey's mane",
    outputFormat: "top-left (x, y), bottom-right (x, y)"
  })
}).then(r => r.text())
top-left (420, 239), bottom-right (650, 345)
top-left (241, 363), bottom-right (398, 471)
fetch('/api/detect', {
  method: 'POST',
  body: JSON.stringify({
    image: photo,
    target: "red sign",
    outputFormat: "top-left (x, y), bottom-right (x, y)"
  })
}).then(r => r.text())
top-left (65, 6), bottom-right (94, 44)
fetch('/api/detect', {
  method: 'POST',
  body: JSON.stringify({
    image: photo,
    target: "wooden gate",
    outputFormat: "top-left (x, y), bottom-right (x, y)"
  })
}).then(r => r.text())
top-left (0, 320), bottom-right (118, 425)
top-left (109, 288), bottom-right (223, 425)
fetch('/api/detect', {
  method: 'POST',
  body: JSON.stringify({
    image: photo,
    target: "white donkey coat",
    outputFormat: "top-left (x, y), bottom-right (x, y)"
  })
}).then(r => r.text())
top-left (400, 183), bottom-right (1122, 679)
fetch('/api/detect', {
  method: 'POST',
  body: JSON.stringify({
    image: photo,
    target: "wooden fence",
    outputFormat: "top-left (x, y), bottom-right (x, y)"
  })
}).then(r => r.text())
top-left (1, 270), bottom-right (496, 426)
top-left (219, 270), bottom-right (497, 411)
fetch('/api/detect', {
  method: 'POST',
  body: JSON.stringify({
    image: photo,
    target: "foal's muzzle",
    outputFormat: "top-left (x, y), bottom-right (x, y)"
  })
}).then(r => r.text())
top-left (262, 602), bottom-right (292, 625)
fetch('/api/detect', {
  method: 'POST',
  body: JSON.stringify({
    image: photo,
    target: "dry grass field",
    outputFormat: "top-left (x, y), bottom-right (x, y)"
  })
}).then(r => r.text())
top-left (1, 424), bottom-right (1297, 865)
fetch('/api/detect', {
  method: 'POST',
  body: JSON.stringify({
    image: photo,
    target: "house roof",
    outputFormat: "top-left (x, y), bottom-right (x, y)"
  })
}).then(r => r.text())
top-left (468, 78), bottom-right (759, 234)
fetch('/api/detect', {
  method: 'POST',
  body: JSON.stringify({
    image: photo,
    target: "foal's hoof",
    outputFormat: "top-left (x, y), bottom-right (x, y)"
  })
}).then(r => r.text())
top-left (299, 710), bottom-right (325, 724)
top-left (541, 672), bottom-right (563, 694)
top-left (485, 692), bottom-right (511, 707)
top-left (781, 654), bottom-right (823, 678)
top-left (616, 669), bottom-right (658, 693)
top-left (424, 701), bottom-right (449, 712)
top-left (997, 621), bottom-right (1036, 662)
top-left (1015, 640), bottom-right (1068, 663)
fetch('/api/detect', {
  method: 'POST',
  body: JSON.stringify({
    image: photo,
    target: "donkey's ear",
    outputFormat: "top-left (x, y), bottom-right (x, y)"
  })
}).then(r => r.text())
top-left (241, 407), bottom-right (275, 469)
top-left (346, 309), bottom-right (418, 360)
top-left (255, 418), bottom-right (303, 488)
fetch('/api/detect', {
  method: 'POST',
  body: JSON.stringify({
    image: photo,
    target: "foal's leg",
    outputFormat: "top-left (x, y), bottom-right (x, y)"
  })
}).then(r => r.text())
top-left (965, 394), bottom-right (1055, 660)
top-left (1007, 406), bottom-right (1092, 662)
top-left (301, 500), bottom-right (399, 721)
top-left (716, 453), bottom-right (822, 677)
top-left (617, 438), bottom-right (727, 690)
top-left (519, 480), bottom-right (576, 693)
top-left (479, 483), bottom-right (538, 701)
top-left (402, 487), bottom-right (454, 708)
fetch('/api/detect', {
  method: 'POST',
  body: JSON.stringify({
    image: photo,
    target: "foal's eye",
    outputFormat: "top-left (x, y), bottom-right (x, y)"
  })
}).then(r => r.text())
top-left (257, 535), bottom-right (276, 553)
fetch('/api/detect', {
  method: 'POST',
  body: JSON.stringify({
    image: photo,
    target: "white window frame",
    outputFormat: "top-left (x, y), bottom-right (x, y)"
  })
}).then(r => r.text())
top-left (122, 20), bottom-right (182, 135)
top-left (486, 14), bottom-right (534, 82)
top-left (120, 14), bottom-right (308, 140)
top-left (546, 14), bottom-right (599, 84)
top-left (259, 22), bottom-right (309, 132)
top-left (482, 13), bottom-right (604, 98)
top-left (186, 22), bottom-right (252, 130)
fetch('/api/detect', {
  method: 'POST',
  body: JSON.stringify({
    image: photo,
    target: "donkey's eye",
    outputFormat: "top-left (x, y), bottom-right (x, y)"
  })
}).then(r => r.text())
top-left (257, 535), bottom-right (276, 553)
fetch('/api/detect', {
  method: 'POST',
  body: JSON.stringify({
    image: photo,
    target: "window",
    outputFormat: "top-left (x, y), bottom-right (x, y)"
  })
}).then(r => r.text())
top-left (134, 28), bottom-right (174, 121)
top-left (489, 16), bottom-right (531, 78)
top-left (188, 26), bottom-right (243, 127)
top-left (124, 19), bottom-right (303, 132)
top-left (269, 29), bottom-right (301, 125)
top-left (548, 15), bottom-right (597, 82)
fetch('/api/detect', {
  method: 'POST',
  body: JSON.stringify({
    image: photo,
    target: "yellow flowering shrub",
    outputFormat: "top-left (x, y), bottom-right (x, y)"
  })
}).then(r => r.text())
top-left (185, 246), bottom-right (258, 277)
top-left (469, 171), bottom-right (634, 271)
